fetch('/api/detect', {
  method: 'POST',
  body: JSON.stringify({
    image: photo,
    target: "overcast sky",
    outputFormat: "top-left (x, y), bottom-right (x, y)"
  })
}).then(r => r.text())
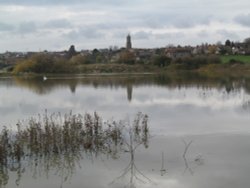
top-left (0, 0), bottom-right (250, 52)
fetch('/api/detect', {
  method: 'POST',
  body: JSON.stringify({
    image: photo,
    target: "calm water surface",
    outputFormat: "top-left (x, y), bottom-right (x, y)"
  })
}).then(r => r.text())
top-left (1, 74), bottom-right (250, 188)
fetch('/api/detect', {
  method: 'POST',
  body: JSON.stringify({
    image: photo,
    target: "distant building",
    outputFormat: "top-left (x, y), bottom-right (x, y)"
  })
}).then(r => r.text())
top-left (165, 47), bottom-right (192, 59)
top-left (126, 34), bottom-right (132, 50)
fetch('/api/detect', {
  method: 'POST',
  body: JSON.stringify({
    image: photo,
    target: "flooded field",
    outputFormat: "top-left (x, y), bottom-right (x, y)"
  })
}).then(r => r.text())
top-left (1, 73), bottom-right (250, 188)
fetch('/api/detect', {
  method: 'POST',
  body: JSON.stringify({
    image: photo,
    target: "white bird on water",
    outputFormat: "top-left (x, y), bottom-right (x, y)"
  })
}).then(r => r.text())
top-left (43, 75), bottom-right (47, 81)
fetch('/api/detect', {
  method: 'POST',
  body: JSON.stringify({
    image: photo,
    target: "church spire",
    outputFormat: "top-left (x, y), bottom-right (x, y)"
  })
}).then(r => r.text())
top-left (126, 34), bottom-right (132, 50)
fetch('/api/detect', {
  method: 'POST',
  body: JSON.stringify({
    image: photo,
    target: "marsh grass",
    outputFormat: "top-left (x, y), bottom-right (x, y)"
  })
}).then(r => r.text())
top-left (0, 112), bottom-right (149, 187)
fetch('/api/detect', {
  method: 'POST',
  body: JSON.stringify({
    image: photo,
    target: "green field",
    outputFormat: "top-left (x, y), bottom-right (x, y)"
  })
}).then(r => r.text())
top-left (221, 55), bottom-right (250, 64)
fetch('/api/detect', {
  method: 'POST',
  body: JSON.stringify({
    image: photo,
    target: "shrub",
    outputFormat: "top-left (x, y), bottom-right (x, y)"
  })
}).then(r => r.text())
top-left (69, 54), bottom-right (92, 65)
top-left (228, 59), bottom-right (244, 65)
top-left (13, 53), bottom-right (76, 74)
top-left (152, 55), bottom-right (171, 67)
top-left (172, 55), bottom-right (221, 70)
top-left (207, 55), bottom-right (221, 64)
top-left (117, 51), bottom-right (136, 65)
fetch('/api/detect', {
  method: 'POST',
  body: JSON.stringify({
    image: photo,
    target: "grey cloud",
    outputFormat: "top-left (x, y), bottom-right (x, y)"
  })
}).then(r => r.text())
top-left (112, 31), bottom-right (130, 39)
top-left (93, 23), bottom-right (126, 30)
top-left (166, 15), bottom-right (211, 28)
top-left (125, 11), bottom-right (165, 28)
top-left (197, 30), bottom-right (209, 38)
top-left (43, 19), bottom-right (72, 29)
top-left (154, 32), bottom-right (185, 39)
top-left (216, 29), bottom-right (239, 40)
top-left (234, 14), bottom-right (250, 27)
top-left (64, 27), bottom-right (105, 40)
top-left (0, 22), bottom-right (14, 31)
top-left (126, 11), bottom-right (213, 29)
top-left (0, 0), bottom-right (127, 6)
top-left (83, 20), bottom-right (150, 32)
top-left (0, 0), bottom-right (79, 5)
top-left (18, 21), bottom-right (37, 34)
top-left (133, 31), bottom-right (152, 40)
top-left (64, 30), bottom-right (79, 40)
top-left (173, 19), bottom-right (196, 29)
top-left (79, 28), bottom-right (105, 39)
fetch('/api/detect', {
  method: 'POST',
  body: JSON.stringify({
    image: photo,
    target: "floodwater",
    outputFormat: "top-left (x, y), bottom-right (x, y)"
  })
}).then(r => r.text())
top-left (1, 73), bottom-right (250, 188)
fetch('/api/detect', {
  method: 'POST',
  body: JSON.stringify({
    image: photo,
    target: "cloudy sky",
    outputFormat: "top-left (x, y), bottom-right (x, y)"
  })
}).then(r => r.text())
top-left (0, 0), bottom-right (250, 52)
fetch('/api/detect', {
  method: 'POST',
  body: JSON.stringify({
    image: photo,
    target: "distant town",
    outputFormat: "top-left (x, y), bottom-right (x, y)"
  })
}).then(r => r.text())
top-left (1, 35), bottom-right (250, 73)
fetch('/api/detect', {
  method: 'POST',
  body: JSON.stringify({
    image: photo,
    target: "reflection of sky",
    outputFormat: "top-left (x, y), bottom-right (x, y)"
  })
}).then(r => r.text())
top-left (1, 82), bottom-right (250, 135)
top-left (2, 78), bottom-right (250, 188)
top-left (6, 134), bottom-right (250, 188)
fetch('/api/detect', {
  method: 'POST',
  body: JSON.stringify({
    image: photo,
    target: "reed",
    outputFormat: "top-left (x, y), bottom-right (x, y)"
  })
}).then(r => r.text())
top-left (0, 112), bottom-right (149, 187)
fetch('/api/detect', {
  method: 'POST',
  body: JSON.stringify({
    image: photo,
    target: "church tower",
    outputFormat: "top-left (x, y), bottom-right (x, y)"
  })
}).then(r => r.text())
top-left (126, 34), bottom-right (132, 50)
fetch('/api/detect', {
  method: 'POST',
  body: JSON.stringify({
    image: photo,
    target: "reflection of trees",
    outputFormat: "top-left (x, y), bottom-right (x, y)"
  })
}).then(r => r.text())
top-left (242, 92), bottom-right (250, 111)
top-left (9, 74), bottom-right (250, 100)
top-left (13, 76), bottom-right (79, 95)
top-left (0, 112), bottom-right (149, 188)
top-left (110, 113), bottom-right (151, 188)
top-left (182, 140), bottom-right (194, 175)
top-left (5, 74), bottom-right (250, 109)
top-left (0, 78), bottom-right (15, 87)
top-left (182, 140), bottom-right (204, 176)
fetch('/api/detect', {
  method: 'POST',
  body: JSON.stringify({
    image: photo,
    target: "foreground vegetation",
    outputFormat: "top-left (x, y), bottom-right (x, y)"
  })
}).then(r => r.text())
top-left (0, 112), bottom-right (149, 186)
top-left (0, 112), bottom-right (148, 163)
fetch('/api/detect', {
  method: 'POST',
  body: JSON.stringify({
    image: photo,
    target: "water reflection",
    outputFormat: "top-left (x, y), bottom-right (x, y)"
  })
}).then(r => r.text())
top-left (182, 140), bottom-right (194, 175)
top-left (0, 74), bottom-right (248, 113)
top-left (0, 113), bottom-right (208, 188)
top-left (1, 74), bottom-right (250, 187)
top-left (1, 74), bottom-right (250, 136)
top-left (110, 114), bottom-right (151, 187)
top-left (160, 152), bottom-right (167, 176)
top-left (2, 73), bottom-right (250, 97)
top-left (1, 115), bottom-right (250, 188)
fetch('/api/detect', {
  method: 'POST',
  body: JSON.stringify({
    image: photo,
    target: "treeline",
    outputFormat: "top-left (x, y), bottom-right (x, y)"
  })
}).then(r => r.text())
top-left (12, 51), bottom-right (223, 74)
